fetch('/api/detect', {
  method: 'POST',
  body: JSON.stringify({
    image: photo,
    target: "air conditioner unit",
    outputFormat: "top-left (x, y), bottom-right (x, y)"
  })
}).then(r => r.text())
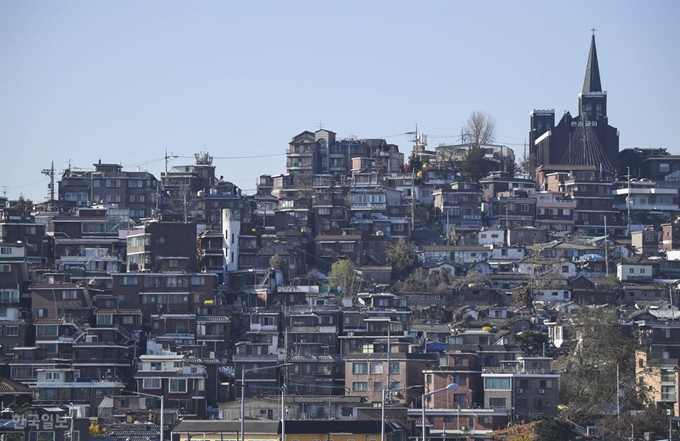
top-left (85, 335), bottom-right (98, 343)
top-left (515, 388), bottom-right (524, 394)
top-left (538, 389), bottom-right (546, 394)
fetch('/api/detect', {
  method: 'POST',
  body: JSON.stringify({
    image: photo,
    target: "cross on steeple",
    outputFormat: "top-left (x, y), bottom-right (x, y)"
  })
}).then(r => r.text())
top-left (591, 27), bottom-right (596, 36)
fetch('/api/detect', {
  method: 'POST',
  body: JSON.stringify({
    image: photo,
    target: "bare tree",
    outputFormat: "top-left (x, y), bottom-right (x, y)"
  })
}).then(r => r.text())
top-left (461, 111), bottom-right (496, 147)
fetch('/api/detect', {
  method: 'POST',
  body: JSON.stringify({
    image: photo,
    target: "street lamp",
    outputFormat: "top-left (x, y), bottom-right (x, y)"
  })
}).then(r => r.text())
top-left (381, 385), bottom-right (421, 441)
top-left (421, 384), bottom-right (458, 441)
top-left (240, 364), bottom-right (290, 441)
top-left (126, 390), bottom-right (164, 441)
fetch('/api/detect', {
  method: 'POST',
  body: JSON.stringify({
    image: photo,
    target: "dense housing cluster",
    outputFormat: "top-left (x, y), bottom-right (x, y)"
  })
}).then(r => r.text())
top-left (0, 35), bottom-right (678, 441)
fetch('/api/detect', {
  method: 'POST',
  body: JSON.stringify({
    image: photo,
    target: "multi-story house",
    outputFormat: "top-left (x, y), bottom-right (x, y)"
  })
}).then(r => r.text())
top-left (31, 366), bottom-right (125, 417)
top-left (126, 218), bottom-right (197, 272)
top-left (532, 191), bottom-right (577, 232)
top-left (662, 222), bottom-right (680, 250)
top-left (234, 308), bottom-right (284, 398)
top-left (314, 234), bottom-right (363, 266)
top-left (631, 229), bottom-right (663, 257)
top-left (271, 174), bottom-right (313, 231)
top-left (420, 245), bottom-right (491, 265)
top-left (284, 298), bottom-right (342, 396)
top-left (617, 259), bottom-right (655, 282)
top-left (0, 207), bottom-right (46, 264)
top-left (29, 278), bottom-right (92, 323)
top-left (135, 353), bottom-right (209, 417)
top-left (48, 206), bottom-right (130, 264)
top-left (487, 192), bottom-right (537, 228)
top-left (547, 172), bottom-right (621, 235)
top-left (636, 347), bottom-right (679, 416)
top-left (479, 171), bottom-right (537, 201)
top-left (160, 152), bottom-right (218, 211)
top-left (613, 178), bottom-right (679, 225)
top-left (410, 345), bottom-right (529, 439)
top-left (432, 183), bottom-right (483, 232)
top-left (0, 307), bottom-right (32, 362)
top-left (58, 161), bottom-right (159, 218)
top-left (58, 246), bottom-right (122, 291)
top-left (481, 356), bottom-right (560, 421)
top-left (311, 184), bottom-right (348, 236)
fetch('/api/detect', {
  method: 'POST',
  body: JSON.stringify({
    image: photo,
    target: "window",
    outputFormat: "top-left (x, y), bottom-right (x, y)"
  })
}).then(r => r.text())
top-left (0, 264), bottom-right (10, 272)
top-left (61, 290), bottom-right (78, 299)
top-left (389, 361), bottom-right (400, 374)
top-left (453, 374), bottom-right (467, 386)
top-left (562, 265), bottom-right (569, 273)
top-left (36, 433), bottom-right (55, 441)
top-left (106, 179), bottom-right (121, 187)
top-left (120, 276), bottom-right (138, 286)
top-left (521, 204), bottom-right (529, 212)
top-left (453, 393), bottom-right (467, 405)
top-left (660, 163), bottom-right (670, 173)
top-left (6, 326), bottom-right (18, 336)
top-left (37, 325), bottom-right (58, 336)
top-left (489, 397), bottom-right (506, 407)
top-left (168, 259), bottom-right (179, 268)
top-left (143, 378), bottom-right (161, 389)
top-left (97, 315), bottom-right (113, 326)
top-left (352, 363), bottom-right (368, 374)
top-left (0, 247), bottom-right (12, 255)
top-left (105, 194), bottom-right (121, 203)
top-left (122, 316), bottom-right (134, 325)
top-left (150, 362), bottom-right (162, 371)
top-left (662, 386), bottom-right (676, 401)
top-left (44, 372), bottom-right (61, 380)
top-left (373, 381), bottom-right (383, 391)
top-left (169, 378), bottom-right (187, 393)
top-left (352, 382), bottom-right (368, 391)
top-left (484, 378), bottom-right (511, 389)
top-left (370, 363), bottom-right (383, 374)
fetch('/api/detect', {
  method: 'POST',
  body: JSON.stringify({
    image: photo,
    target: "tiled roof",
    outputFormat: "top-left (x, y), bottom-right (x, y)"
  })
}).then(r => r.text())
top-left (0, 319), bottom-right (28, 325)
top-left (315, 235), bottom-right (362, 241)
top-left (33, 318), bottom-right (64, 324)
top-left (29, 283), bottom-right (80, 289)
top-left (94, 309), bottom-right (143, 315)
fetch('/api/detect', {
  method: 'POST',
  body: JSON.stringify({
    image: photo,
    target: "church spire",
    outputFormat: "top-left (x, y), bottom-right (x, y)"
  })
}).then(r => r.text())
top-left (582, 31), bottom-right (602, 93)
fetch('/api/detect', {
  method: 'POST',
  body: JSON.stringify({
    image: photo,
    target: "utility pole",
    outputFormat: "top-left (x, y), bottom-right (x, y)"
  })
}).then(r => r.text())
top-left (41, 161), bottom-right (55, 206)
top-left (627, 167), bottom-right (632, 236)
top-left (605, 216), bottom-right (609, 277)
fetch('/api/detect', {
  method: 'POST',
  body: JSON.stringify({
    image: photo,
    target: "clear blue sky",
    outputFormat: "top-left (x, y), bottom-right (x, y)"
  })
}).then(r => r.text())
top-left (1, 0), bottom-right (678, 202)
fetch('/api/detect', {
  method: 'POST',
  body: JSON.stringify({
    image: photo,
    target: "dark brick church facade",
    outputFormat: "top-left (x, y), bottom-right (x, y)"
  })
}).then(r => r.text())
top-left (529, 34), bottom-right (620, 175)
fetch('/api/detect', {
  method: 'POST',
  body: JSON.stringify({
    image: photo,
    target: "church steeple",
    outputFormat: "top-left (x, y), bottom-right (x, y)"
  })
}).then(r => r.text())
top-left (582, 31), bottom-right (602, 93)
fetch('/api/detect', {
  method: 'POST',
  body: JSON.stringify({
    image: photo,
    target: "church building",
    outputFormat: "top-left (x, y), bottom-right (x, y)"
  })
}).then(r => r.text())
top-left (529, 33), bottom-right (620, 177)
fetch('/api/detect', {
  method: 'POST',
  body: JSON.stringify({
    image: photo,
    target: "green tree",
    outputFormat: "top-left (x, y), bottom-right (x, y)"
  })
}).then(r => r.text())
top-left (386, 238), bottom-right (416, 278)
top-left (14, 195), bottom-right (33, 212)
top-left (511, 331), bottom-right (553, 357)
top-left (459, 144), bottom-right (489, 182)
top-left (407, 152), bottom-right (423, 173)
top-left (269, 254), bottom-right (285, 271)
top-left (557, 307), bottom-right (638, 423)
top-left (328, 259), bottom-right (361, 297)
top-left (534, 417), bottom-right (578, 441)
